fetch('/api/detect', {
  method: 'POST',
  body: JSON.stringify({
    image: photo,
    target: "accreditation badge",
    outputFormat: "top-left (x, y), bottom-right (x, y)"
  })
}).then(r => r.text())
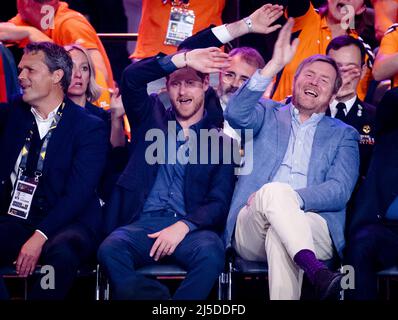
top-left (7, 175), bottom-right (38, 219)
top-left (164, 6), bottom-right (195, 47)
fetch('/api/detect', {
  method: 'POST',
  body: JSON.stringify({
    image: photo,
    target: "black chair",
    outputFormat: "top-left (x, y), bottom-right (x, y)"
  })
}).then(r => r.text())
top-left (99, 263), bottom-right (227, 300)
top-left (223, 247), bottom-right (341, 300)
top-left (377, 266), bottom-right (398, 300)
top-left (0, 264), bottom-right (100, 300)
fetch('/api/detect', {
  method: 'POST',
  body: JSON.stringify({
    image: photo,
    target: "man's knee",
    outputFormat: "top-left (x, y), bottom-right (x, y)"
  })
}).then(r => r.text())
top-left (97, 235), bottom-right (126, 265)
top-left (190, 234), bottom-right (225, 273)
top-left (257, 182), bottom-right (295, 201)
top-left (42, 242), bottom-right (80, 268)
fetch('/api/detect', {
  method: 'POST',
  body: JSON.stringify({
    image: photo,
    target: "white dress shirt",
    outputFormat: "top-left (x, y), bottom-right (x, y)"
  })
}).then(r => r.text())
top-left (329, 95), bottom-right (357, 118)
top-left (9, 104), bottom-right (61, 240)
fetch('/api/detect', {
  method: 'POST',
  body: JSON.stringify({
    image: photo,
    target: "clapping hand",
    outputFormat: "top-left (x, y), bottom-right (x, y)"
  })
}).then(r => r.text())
top-left (261, 18), bottom-right (299, 78)
top-left (249, 4), bottom-right (284, 34)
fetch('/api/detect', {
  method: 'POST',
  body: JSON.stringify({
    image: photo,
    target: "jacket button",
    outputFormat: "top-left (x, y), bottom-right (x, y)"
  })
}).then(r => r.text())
top-left (1, 180), bottom-right (5, 185)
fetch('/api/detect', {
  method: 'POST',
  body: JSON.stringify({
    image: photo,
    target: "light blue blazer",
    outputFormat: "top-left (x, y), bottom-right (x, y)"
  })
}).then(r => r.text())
top-left (223, 77), bottom-right (360, 258)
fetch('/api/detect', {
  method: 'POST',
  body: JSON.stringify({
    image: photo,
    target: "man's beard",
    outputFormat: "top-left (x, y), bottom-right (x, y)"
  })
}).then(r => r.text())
top-left (220, 86), bottom-right (238, 106)
top-left (172, 97), bottom-right (204, 121)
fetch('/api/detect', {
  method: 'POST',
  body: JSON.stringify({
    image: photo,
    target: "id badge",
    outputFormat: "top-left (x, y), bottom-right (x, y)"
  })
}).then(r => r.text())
top-left (164, 7), bottom-right (195, 47)
top-left (7, 175), bottom-right (38, 219)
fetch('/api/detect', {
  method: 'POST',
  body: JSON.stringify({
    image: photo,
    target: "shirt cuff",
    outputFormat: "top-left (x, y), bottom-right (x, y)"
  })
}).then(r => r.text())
top-left (212, 24), bottom-right (234, 44)
top-left (247, 69), bottom-right (273, 92)
top-left (157, 54), bottom-right (178, 74)
top-left (35, 229), bottom-right (48, 240)
top-left (181, 219), bottom-right (197, 232)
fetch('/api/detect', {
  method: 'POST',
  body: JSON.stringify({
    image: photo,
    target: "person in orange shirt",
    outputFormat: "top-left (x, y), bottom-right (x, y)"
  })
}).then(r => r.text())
top-left (373, 24), bottom-right (398, 88)
top-left (371, 0), bottom-right (398, 42)
top-left (130, 0), bottom-right (225, 95)
top-left (131, 0), bottom-right (225, 60)
top-left (0, 0), bottom-right (114, 108)
top-left (271, 0), bottom-right (373, 102)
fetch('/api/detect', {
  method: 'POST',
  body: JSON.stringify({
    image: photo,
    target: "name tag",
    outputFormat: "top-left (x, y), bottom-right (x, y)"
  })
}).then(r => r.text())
top-left (7, 176), bottom-right (38, 220)
top-left (164, 7), bottom-right (195, 47)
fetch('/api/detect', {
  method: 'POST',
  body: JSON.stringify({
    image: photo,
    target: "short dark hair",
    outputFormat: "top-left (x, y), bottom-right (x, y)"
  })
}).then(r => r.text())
top-left (229, 47), bottom-right (265, 69)
top-left (294, 54), bottom-right (343, 95)
top-left (24, 41), bottom-right (73, 93)
top-left (166, 67), bottom-right (208, 84)
top-left (326, 35), bottom-right (366, 66)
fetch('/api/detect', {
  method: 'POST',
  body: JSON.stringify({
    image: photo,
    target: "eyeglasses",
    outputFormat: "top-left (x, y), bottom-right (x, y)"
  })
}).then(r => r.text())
top-left (221, 72), bottom-right (249, 86)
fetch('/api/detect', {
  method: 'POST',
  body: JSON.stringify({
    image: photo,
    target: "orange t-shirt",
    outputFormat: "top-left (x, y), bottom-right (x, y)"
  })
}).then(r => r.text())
top-left (131, 0), bottom-right (225, 59)
top-left (378, 23), bottom-right (398, 88)
top-left (272, 3), bottom-right (372, 102)
top-left (10, 1), bottom-right (114, 107)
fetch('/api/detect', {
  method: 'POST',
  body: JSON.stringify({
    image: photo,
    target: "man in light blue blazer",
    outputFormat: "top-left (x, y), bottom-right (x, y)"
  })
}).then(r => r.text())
top-left (224, 19), bottom-right (360, 300)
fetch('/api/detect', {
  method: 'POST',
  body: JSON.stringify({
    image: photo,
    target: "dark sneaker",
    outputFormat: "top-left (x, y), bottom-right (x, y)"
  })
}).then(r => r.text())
top-left (314, 268), bottom-right (343, 300)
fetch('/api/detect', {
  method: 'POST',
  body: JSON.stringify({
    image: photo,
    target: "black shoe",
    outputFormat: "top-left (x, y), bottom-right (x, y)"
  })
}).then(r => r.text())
top-left (314, 268), bottom-right (343, 300)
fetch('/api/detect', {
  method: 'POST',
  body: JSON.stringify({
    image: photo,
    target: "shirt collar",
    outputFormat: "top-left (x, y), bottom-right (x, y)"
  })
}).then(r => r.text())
top-left (320, 15), bottom-right (330, 30)
top-left (170, 109), bottom-right (209, 135)
top-left (330, 95), bottom-right (357, 115)
top-left (290, 104), bottom-right (324, 125)
top-left (30, 102), bottom-right (62, 122)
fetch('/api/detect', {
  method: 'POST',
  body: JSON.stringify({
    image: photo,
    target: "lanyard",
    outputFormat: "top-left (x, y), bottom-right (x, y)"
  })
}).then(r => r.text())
top-left (19, 102), bottom-right (65, 179)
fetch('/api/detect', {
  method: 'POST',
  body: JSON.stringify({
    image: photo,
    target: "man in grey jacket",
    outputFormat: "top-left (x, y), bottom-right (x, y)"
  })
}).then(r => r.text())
top-left (224, 19), bottom-right (360, 300)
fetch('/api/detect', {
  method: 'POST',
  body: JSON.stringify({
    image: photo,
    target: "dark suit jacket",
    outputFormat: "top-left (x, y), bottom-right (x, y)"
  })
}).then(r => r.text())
top-left (348, 129), bottom-right (398, 235)
top-left (327, 97), bottom-right (376, 178)
top-left (103, 55), bottom-right (237, 236)
top-left (0, 97), bottom-right (108, 239)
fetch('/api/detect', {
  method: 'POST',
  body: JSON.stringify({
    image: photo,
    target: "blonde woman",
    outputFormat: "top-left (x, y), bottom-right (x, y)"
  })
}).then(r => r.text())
top-left (65, 44), bottom-right (125, 148)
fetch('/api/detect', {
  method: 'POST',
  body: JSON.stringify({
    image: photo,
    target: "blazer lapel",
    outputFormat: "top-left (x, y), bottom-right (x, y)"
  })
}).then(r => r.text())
top-left (275, 104), bottom-right (292, 164)
top-left (345, 98), bottom-right (359, 123)
top-left (42, 100), bottom-right (73, 174)
top-left (308, 116), bottom-right (335, 182)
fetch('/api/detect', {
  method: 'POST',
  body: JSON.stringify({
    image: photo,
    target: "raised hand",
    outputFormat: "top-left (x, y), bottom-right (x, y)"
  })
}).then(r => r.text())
top-left (172, 47), bottom-right (231, 73)
top-left (261, 18), bottom-right (299, 78)
top-left (249, 4), bottom-right (284, 34)
top-left (110, 87), bottom-right (125, 119)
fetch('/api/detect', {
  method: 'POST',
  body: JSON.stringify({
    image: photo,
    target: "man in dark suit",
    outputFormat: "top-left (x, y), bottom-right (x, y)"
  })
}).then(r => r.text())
top-left (0, 42), bottom-right (108, 299)
top-left (344, 88), bottom-right (398, 300)
top-left (326, 35), bottom-right (376, 179)
top-left (97, 47), bottom-right (237, 300)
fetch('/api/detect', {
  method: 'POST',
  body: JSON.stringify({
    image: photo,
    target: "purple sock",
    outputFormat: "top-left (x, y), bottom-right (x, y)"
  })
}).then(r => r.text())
top-left (293, 249), bottom-right (327, 284)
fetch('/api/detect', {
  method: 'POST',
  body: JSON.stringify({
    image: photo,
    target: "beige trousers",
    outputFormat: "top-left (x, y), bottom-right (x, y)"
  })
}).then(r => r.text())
top-left (233, 182), bottom-right (334, 300)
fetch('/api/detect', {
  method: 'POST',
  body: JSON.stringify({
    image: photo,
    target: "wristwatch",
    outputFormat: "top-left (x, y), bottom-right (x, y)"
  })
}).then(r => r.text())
top-left (243, 17), bottom-right (253, 32)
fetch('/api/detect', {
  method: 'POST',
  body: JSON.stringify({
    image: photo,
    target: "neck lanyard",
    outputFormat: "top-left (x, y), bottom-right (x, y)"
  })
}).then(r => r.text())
top-left (19, 102), bottom-right (65, 180)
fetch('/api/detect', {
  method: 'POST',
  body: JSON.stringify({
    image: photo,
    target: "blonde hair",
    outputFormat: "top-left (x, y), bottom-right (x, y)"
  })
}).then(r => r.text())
top-left (64, 43), bottom-right (101, 102)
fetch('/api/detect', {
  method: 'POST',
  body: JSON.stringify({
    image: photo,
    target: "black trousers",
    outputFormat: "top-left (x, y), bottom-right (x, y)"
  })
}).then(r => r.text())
top-left (0, 216), bottom-right (97, 300)
top-left (344, 223), bottom-right (398, 300)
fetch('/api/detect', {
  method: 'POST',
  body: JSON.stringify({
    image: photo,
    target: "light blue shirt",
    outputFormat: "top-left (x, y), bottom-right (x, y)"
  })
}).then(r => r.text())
top-left (273, 105), bottom-right (324, 191)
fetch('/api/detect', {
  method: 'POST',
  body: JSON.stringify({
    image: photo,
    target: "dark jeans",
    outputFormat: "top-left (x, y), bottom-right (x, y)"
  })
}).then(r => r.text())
top-left (344, 223), bottom-right (398, 300)
top-left (98, 214), bottom-right (225, 300)
top-left (0, 216), bottom-right (97, 300)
